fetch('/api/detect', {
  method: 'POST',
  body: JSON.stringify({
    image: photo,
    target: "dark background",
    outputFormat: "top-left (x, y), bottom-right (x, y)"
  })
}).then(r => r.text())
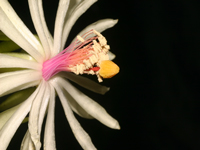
top-left (6, 0), bottom-right (200, 149)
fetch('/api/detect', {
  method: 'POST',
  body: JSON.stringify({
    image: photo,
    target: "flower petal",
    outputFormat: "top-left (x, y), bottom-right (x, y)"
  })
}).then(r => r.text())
top-left (72, 19), bottom-right (118, 43)
top-left (0, 104), bottom-right (21, 130)
top-left (62, 87), bottom-right (93, 119)
top-left (53, 82), bottom-right (97, 150)
top-left (71, 19), bottom-right (118, 60)
top-left (60, 72), bottom-right (110, 94)
top-left (4, 53), bottom-right (36, 61)
top-left (0, 0), bottom-right (44, 62)
top-left (21, 131), bottom-right (35, 150)
top-left (0, 83), bottom-right (42, 150)
top-left (0, 70), bottom-right (41, 97)
top-left (61, 0), bottom-right (97, 50)
top-left (55, 77), bottom-right (120, 129)
top-left (53, 0), bottom-right (70, 56)
top-left (28, 0), bottom-right (53, 59)
top-left (0, 53), bottom-right (42, 70)
top-left (28, 80), bottom-right (49, 150)
top-left (44, 85), bottom-right (56, 150)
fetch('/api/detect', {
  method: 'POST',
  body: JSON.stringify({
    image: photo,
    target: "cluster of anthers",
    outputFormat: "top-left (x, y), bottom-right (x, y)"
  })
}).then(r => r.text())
top-left (42, 29), bottom-right (119, 82)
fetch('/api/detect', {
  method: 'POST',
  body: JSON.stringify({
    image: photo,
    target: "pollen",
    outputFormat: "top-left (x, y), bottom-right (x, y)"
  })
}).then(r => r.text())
top-left (99, 60), bottom-right (119, 78)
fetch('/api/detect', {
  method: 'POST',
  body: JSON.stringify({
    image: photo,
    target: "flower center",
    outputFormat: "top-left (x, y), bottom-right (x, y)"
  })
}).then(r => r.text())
top-left (42, 30), bottom-right (119, 82)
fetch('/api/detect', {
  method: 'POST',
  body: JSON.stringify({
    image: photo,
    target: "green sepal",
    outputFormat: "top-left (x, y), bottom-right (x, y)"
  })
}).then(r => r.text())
top-left (0, 41), bottom-right (20, 53)
top-left (0, 87), bottom-right (36, 112)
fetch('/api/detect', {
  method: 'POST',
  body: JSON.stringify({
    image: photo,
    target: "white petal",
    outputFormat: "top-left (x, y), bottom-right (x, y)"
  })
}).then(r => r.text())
top-left (44, 85), bottom-right (56, 150)
top-left (71, 19), bottom-right (117, 60)
top-left (66, 0), bottom-right (82, 18)
top-left (0, 84), bottom-right (42, 150)
top-left (21, 131), bottom-right (29, 150)
top-left (72, 19), bottom-right (118, 43)
top-left (38, 83), bottom-right (50, 135)
top-left (53, 0), bottom-right (70, 56)
top-left (0, 104), bottom-right (21, 130)
top-left (28, 80), bottom-right (48, 150)
top-left (0, 53), bottom-right (41, 70)
top-left (28, 0), bottom-right (53, 59)
top-left (0, 70), bottom-right (42, 97)
top-left (54, 82), bottom-right (97, 150)
top-left (0, 0), bottom-right (44, 62)
top-left (21, 130), bottom-right (35, 150)
top-left (60, 72), bottom-right (110, 94)
top-left (61, 86), bottom-right (93, 119)
top-left (108, 51), bottom-right (116, 60)
top-left (55, 77), bottom-right (120, 129)
top-left (61, 0), bottom-right (97, 50)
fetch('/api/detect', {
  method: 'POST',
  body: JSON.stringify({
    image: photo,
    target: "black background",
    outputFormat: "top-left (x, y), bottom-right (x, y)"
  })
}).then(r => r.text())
top-left (6, 0), bottom-right (200, 149)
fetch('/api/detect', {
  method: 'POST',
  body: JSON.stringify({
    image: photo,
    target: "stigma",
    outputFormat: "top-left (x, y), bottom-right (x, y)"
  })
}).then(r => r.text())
top-left (42, 30), bottom-right (119, 82)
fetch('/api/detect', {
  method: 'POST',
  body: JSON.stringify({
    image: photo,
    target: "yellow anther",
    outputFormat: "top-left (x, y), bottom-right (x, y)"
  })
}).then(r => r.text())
top-left (99, 60), bottom-right (119, 78)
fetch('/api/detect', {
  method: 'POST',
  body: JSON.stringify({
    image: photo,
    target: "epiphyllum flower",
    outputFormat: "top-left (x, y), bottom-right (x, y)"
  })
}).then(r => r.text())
top-left (0, 0), bottom-right (120, 150)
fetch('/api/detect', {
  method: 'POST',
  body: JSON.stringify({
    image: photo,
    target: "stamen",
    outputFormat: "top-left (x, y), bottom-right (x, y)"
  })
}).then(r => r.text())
top-left (42, 30), bottom-right (119, 82)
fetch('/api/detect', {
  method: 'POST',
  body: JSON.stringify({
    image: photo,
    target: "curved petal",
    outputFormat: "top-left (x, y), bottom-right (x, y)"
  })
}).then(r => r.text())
top-left (66, 0), bottom-right (82, 19)
top-left (0, 0), bottom-right (44, 62)
top-left (0, 70), bottom-right (42, 97)
top-left (28, 0), bottom-right (53, 59)
top-left (53, 0), bottom-right (70, 56)
top-left (53, 82), bottom-right (97, 150)
top-left (28, 80), bottom-right (49, 150)
top-left (0, 83), bottom-right (42, 150)
top-left (71, 19), bottom-right (118, 43)
top-left (62, 86), bottom-right (93, 119)
top-left (0, 104), bottom-right (21, 130)
top-left (55, 77), bottom-right (120, 129)
top-left (4, 53), bottom-right (36, 61)
top-left (0, 54), bottom-right (41, 70)
top-left (21, 131), bottom-right (35, 150)
top-left (61, 0), bottom-right (97, 50)
top-left (71, 19), bottom-right (117, 60)
top-left (60, 72), bottom-right (110, 94)
top-left (44, 85), bottom-right (56, 150)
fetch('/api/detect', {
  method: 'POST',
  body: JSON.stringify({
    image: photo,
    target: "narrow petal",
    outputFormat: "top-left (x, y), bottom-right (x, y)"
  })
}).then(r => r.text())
top-left (21, 130), bottom-right (35, 150)
top-left (61, 87), bottom-right (93, 119)
top-left (44, 85), bottom-right (56, 150)
top-left (28, 80), bottom-right (48, 150)
top-left (108, 51), bottom-right (116, 60)
top-left (0, 70), bottom-right (42, 97)
top-left (66, 0), bottom-right (82, 19)
top-left (38, 83), bottom-right (50, 135)
top-left (55, 77), bottom-right (120, 129)
top-left (0, 83), bottom-right (42, 150)
top-left (0, 53), bottom-right (41, 70)
top-left (61, 0), bottom-right (97, 50)
top-left (60, 72), bottom-right (110, 94)
top-left (28, 0), bottom-right (53, 59)
top-left (54, 82), bottom-right (97, 150)
top-left (0, 0), bottom-right (44, 62)
top-left (0, 104), bottom-right (21, 130)
top-left (21, 131), bottom-right (29, 150)
top-left (71, 19), bottom-right (118, 43)
top-left (70, 19), bottom-right (118, 60)
top-left (53, 0), bottom-right (70, 56)
top-left (4, 53), bottom-right (36, 61)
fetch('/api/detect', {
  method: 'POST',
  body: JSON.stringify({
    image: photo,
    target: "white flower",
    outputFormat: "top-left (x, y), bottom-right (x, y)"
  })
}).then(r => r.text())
top-left (0, 0), bottom-right (120, 150)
